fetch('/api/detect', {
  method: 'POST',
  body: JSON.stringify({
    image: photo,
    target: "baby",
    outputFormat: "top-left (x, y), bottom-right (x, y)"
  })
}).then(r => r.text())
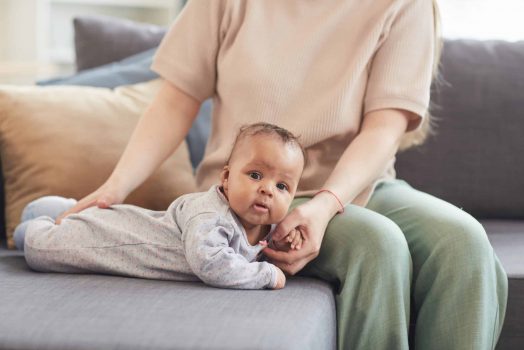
top-left (14, 122), bottom-right (306, 290)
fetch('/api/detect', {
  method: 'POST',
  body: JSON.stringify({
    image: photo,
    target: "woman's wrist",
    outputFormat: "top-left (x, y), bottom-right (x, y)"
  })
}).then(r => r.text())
top-left (103, 174), bottom-right (131, 201)
top-left (311, 191), bottom-right (343, 219)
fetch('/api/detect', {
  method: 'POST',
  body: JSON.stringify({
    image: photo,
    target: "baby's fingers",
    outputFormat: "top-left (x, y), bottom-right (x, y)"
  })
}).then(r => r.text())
top-left (286, 229), bottom-right (296, 243)
top-left (291, 230), bottom-right (303, 250)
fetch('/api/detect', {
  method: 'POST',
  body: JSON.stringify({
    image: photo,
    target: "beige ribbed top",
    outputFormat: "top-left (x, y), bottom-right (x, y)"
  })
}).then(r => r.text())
top-left (152, 0), bottom-right (435, 207)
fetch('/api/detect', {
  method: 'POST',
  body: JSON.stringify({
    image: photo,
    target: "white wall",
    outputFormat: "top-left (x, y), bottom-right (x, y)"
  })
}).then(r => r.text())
top-left (0, 0), bottom-right (183, 64)
top-left (0, 0), bottom-right (5, 59)
top-left (1, 0), bottom-right (43, 62)
top-left (439, 0), bottom-right (524, 41)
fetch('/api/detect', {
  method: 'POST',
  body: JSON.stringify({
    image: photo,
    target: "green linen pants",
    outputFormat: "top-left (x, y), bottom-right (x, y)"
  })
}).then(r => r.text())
top-left (295, 179), bottom-right (508, 350)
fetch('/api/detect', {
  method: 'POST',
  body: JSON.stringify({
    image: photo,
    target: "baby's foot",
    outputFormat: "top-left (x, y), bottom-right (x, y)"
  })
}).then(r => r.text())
top-left (15, 196), bottom-right (77, 251)
top-left (20, 196), bottom-right (77, 222)
top-left (13, 221), bottom-right (31, 251)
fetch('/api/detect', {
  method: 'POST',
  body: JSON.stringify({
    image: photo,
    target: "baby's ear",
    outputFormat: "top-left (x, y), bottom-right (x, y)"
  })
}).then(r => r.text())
top-left (220, 165), bottom-right (230, 191)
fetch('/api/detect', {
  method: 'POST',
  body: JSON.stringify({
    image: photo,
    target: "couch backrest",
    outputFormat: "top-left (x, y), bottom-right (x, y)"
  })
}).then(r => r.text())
top-left (396, 39), bottom-right (524, 219)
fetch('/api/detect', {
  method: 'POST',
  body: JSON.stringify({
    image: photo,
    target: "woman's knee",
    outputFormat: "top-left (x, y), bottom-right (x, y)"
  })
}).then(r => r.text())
top-left (322, 206), bottom-right (412, 272)
top-left (428, 212), bottom-right (496, 275)
top-left (430, 212), bottom-right (494, 269)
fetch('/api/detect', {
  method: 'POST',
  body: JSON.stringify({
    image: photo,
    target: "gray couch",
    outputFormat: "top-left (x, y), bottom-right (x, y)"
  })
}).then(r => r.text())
top-left (0, 17), bottom-right (522, 350)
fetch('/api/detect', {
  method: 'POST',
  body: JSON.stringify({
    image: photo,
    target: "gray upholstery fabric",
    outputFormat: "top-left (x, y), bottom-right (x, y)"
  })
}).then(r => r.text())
top-left (0, 245), bottom-right (336, 350)
top-left (396, 39), bottom-right (524, 219)
top-left (0, 160), bottom-right (4, 243)
top-left (1, 220), bottom-right (522, 349)
top-left (482, 219), bottom-right (524, 350)
top-left (74, 15), bottom-right (166, 71)
top-left (483, 220), bottom-right (524, 278)
top-left (481, 221), bottom-right (524, 350)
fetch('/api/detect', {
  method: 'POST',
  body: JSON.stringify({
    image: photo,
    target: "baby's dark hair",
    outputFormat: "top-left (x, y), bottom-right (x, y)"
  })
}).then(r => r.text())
top-left (227, 122), bottom-right (307, 166)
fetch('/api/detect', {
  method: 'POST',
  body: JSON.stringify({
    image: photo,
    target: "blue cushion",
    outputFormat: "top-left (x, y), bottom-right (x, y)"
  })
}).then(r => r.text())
top-left (38, 48), bottom-right (158, 88)
top-left (38, 48), bottom-right (211, 169)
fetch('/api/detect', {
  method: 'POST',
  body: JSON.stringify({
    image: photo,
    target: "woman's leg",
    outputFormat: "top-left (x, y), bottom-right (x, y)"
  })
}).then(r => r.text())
top-left (294, 197), bottom-right (413, 350)
top-left (366, 179), bottom-right (508, 350)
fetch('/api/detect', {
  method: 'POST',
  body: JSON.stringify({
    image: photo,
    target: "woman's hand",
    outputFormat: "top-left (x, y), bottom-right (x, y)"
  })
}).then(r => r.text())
top-left (55, 181), bottom-right (127, 224)
top-left (271, 228), bottom-right (304, 251)
top-left (263, 193), bottom-right (339, 275)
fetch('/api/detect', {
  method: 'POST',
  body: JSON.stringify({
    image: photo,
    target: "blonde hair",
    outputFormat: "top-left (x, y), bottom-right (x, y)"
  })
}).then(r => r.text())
top-left (398, 0), bottom-right (443, 152)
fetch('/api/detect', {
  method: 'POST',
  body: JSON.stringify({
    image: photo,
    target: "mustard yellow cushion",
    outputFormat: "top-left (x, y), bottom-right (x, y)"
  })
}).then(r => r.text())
top-left (0, 79), bottom-right (196, 249)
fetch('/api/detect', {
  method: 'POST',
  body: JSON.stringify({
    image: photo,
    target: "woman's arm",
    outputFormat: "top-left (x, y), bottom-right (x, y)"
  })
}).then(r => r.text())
top-left (56, 79), bottom-right (201, 223)
top-left (314, 108), bottom-right (415, 217)
top-left (263, 108), bottom-right (415, 274)
top-left (107, 80), bottom-right (201, 196)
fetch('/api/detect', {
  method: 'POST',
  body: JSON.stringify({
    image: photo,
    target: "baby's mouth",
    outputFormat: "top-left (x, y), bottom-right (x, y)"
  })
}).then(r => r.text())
top-left (253, 202), bottom-right (269, 213)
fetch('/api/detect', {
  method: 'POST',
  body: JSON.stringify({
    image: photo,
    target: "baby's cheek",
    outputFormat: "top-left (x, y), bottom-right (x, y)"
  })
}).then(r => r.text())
top-left (229, 196), bottom-right (247, 216)
top-left (272, 206), bottom-right (288, 222)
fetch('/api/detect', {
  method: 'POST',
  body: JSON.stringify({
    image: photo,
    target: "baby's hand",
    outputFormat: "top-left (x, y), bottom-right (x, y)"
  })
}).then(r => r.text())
top-left (271, 228), bottom-right (304, 251)
top-left (273, 265), bottom-right (286, 289)
top-left (286, 228), bottom-right (304, 250)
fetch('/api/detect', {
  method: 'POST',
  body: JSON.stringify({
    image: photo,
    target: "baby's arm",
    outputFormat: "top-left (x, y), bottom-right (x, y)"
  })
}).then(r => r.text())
top-left (183, 213), bottom-right (284, 290)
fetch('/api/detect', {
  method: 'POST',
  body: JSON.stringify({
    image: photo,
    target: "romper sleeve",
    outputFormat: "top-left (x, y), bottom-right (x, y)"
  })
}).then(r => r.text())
top-left (151, 0), bottom-right (227, 102)
top-left (363, 0), bottom-right (436, 132)
top-left (182, 213), bottom-right (278, 290)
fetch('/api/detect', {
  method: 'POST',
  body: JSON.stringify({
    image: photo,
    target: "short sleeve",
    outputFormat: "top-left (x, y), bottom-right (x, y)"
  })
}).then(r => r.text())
top-left (151, 0), bottom-right (227, 102)
top-left (363, 0), bottom-right (436, 132)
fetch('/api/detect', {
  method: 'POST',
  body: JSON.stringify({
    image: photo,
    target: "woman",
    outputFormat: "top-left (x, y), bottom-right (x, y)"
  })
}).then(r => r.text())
top-left (57, 1), bottom-right (508, 349)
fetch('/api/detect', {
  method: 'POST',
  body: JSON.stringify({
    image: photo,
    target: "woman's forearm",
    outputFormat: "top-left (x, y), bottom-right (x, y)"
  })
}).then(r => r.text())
top-left (107, 80), bottom-right (201, 196)
top-left (316, 109), bottom-right (412, 216)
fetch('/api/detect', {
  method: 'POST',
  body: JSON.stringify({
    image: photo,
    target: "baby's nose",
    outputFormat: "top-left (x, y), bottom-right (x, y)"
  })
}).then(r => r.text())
top-left (259, 183), bottom-right (273, 196)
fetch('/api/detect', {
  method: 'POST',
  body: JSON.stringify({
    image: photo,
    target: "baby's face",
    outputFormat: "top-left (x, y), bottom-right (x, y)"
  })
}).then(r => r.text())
top-left (221, 134), bottom-right (304, 230)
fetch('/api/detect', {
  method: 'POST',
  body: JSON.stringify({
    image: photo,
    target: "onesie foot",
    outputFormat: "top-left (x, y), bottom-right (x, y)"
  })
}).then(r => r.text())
top-left (20, 196), bottom-right (78, 222)
top-left (13, 221), bottom-right (31, 251)
top-left (15, 196), bottom-right (77, 251)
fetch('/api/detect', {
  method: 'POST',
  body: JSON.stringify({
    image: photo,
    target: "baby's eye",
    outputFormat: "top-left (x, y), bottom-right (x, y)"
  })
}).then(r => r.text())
top-left (276, 183), bottom-right (288, 191)
top-left (249, 172), bottom-right (261, 180)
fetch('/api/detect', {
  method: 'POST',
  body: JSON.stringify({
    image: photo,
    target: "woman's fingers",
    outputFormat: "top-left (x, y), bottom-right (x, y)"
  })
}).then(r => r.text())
top-left (55, 204), bottom-right (82, 225)
top-left (272, 210), bottom-right (302, 241)
top-left (265, 200), bottom-right (331, 274)
top-left (263, 246), bottom-right (300, 265)
top-left (55, 195), bottom-right (106, 224)
top-left (96, 197), bottom-right (111, 209)
top-left (263, 242), bottom-right (314, 265)
top-left (271, 251), bottom-right (316, 275)
top-left (54, 183), bottom-right (125, 224)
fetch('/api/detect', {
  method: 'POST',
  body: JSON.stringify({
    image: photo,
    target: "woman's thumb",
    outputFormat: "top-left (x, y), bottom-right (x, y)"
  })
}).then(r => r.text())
top-left (96, 197), bottom-right (111, 208)
top-left (273, 219), bottom-right (296, 242)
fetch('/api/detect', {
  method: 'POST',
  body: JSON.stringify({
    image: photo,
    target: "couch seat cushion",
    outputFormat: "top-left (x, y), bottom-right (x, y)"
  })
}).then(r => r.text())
top-left (1, 219), bottom-right (522, 350)
top-left (0, 248), bottom-right (336, 350)
top-left (481, 220), bottom-right (524, 350)
top-left (482, 220), bottom-right (524, 278)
